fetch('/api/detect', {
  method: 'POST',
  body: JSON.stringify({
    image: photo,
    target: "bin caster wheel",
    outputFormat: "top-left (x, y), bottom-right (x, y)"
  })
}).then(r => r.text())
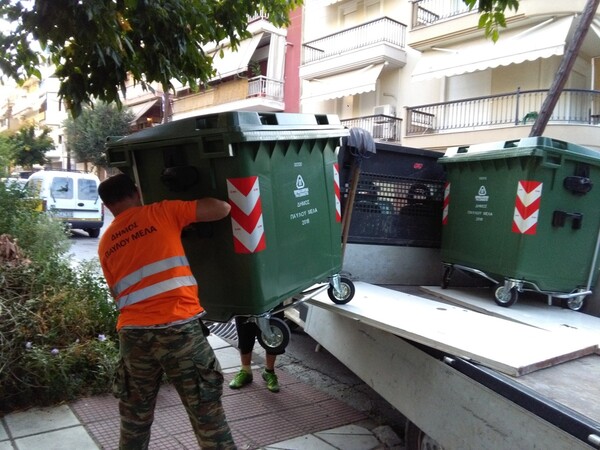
top-left (328, 277), bottom-right (355, 305)
top-left (405, 420), bottom-right (445, 450)
top-left (494, 284), bottom-right (518, 307)
top-left (441, 266), bottom-right (453, 289)
top-left (563, 295), bottom-right (585, 311)
top-left (257, 317), bottom-right (290, 354)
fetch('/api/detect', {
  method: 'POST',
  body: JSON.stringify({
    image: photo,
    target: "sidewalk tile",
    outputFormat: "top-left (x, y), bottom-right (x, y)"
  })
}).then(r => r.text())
top-left (4, 405), bottom-right (79, 438)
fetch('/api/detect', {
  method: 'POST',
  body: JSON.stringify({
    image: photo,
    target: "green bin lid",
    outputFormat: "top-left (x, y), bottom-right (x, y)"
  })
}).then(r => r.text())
top-left (439, 136), bottom-right (600, 165)
top-left (105, 111), bottom-right (348, 150)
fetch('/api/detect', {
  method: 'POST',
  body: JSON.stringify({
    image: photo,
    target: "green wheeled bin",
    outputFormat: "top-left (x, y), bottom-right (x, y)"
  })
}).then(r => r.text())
top-left (105, 111), bottom-right (354, 351)
top-left (439, 136), bottom-right (600, 311)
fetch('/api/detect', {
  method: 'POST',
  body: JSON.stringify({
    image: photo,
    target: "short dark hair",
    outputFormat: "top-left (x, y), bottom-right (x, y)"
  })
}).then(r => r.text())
top-left (98, 173), bottom-right (138, 206)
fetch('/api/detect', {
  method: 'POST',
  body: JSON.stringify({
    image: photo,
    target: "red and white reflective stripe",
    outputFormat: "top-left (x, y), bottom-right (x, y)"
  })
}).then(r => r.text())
top-left (442, 181), bottom-right (450, 225)
top-left (512, 180), bottom-right (543, 235)
top-left (227, 176), bottom-right (266, 253)
top-left (333, 163), bottom-right (341, 222)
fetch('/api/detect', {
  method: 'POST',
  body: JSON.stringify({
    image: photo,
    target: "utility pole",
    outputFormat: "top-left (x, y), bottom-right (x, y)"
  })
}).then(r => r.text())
top-left (529, 0), bottom-right (600, 136)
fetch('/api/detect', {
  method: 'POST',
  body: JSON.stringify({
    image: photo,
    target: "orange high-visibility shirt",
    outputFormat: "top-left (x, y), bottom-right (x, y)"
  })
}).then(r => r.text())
top-left (98, 200), bottom-right (203, 330)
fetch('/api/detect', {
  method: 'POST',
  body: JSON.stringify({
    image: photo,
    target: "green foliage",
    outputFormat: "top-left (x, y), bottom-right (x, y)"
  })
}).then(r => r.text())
top-left (0, 180), bottom-right (71, 260)
top-left (9, 125), bottom-right (55, 170)
top-left (0, 133), bottom-right (14, 177)
top-left (0, 183), bottom-right (118, 413)
top-left (0, 260), bottom-right (118, 412)
top-left (464, 0), bottom-right (520, 42)
top-left (0, 0), bottom-right (302, 117)
top-left (64, 102), bottom-right (134, 169)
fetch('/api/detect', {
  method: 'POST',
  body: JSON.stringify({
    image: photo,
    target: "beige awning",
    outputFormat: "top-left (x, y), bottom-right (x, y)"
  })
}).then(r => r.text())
top-left (412, 15), bottom-right (574, 81)
top-left (128, 99), bottom-right (159, 124)
top-left (210, 33), bottom-right (263, 80)
top-left (302, 64), bottom-right (385, 102)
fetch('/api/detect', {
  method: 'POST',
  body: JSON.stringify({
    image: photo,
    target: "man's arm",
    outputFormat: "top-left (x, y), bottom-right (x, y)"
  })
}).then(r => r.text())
top-left (195, 198), bottom-right (231, 222)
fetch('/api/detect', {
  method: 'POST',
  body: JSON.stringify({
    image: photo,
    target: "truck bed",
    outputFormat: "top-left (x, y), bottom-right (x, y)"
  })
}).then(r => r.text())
top-left (302, 282), bottom-right (600, 448)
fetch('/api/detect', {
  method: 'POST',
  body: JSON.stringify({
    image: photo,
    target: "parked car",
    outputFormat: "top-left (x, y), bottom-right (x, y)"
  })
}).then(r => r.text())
top-left (26, 171), bottom-right (104, 237)
top-left (1, 177), bottom-right (28, 189)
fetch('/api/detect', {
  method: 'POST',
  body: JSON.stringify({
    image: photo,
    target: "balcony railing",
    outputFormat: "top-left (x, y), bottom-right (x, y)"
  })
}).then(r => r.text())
top-left (406, 89), bottom-right (600, 136)
top-left (247, 76), bottom-right (284, 101)
top-left (173, 77), bottom-right (284, 116)
top-left (303, 17), bottom-right (407, 64)
top-left (340, 115), bottom-right (402, 142)
top-left (248, 11), bottom-right (269, 23)
top-left (412, 0), bottom-right (473, 27)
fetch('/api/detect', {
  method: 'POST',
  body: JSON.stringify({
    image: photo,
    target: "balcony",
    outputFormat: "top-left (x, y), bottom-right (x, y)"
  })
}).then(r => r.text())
top-left (409, 1), bottom-right (597, 51)
top-left (404, 88), bottom-right (600, 150)
top-left (172, 77), bottom-right (284, 120)
top-left (247, 76), bottom-right (284, 100)
top-left (340, 115), bottom-right (402, 143)
top-left (411, 0), bottom-right (472, 28)
top-left (300, 17), bottom-right (407, 80)
top-left (407, 88), bottom-right (600, 134)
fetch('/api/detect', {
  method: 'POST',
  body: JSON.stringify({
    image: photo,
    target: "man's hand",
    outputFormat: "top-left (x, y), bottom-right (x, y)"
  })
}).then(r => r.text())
top-left (195, 198), bottom-right (231, 222)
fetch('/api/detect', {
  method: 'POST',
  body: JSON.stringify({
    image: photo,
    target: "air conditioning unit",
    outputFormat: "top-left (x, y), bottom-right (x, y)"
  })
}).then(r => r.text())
top-left (373, 104), bottom-right (396, 117)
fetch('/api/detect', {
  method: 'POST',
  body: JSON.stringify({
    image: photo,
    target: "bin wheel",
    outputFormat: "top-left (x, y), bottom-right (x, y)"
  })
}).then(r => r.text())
top-left (494, 284), bottom-right (518, 307)
top-left (257, 317), bottom-right (291, 354)
top-left (405, 420), bottom-right (445, 450)
top-left (328, 277), bottom-right (355, 305)
top-left (441, 266), bottom-right (453, 289)
top-left (563, 295), bottom-right (586, 311)
top-left (86, 228), bottom-right (100, 238)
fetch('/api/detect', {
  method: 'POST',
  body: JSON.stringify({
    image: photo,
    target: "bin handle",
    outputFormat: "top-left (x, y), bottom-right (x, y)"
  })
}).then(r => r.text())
top-left (552, 210), bottom-right (583, 230)
top-left (540, 152), bottom-right (562, 169)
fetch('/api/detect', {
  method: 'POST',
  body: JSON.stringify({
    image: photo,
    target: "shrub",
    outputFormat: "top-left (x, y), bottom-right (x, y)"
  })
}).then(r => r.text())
top-left (0, 180), bottom-right (118, 413)
top-left (0, 180), bottom-right (71, 260)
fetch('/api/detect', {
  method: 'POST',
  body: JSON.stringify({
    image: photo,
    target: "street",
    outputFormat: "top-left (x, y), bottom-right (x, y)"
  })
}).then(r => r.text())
top-left (68, 208), bottom-right (113, 264)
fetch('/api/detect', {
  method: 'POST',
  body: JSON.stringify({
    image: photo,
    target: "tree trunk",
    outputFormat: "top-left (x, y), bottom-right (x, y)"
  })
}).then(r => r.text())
top-left (162, 88), bottom-right (172, 124)
top-left (529, 0), bottom-right (600, 137)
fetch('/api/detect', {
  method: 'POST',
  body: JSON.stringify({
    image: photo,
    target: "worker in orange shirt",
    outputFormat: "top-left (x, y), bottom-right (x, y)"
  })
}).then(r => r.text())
top-left (97, 173), bottom-right (236, 450)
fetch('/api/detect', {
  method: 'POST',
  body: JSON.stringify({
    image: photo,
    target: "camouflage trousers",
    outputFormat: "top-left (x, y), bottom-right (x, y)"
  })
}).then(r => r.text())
top-left (114, 319), bottom-right (236, 449)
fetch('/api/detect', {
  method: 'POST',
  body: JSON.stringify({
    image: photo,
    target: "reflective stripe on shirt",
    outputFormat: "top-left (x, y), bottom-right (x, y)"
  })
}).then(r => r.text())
top-left (117, 275), bottom-right (198, 309)
top-left (112, 255), bottom-right (190, 297)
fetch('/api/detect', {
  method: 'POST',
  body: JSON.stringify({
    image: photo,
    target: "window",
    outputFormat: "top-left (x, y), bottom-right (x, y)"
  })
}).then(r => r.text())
top-left (339, 0), bottom-right (381, 28)
top-left (27, 179), bottom-right (42, 195)
top-left (78, 179), bottom-right (98, 200)
top-left (50, 177), bottom-right (73, 199)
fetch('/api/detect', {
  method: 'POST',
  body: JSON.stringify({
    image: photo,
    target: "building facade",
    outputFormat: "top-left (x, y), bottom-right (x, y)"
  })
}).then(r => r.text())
top-left (299, 0), bottom-right (600, 152)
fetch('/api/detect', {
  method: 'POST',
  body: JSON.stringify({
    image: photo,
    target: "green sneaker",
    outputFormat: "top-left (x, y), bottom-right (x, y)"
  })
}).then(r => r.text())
top-left (262, 370), bottom-right (280, 393)
top-left (229, 370), bottom-right (253, 389)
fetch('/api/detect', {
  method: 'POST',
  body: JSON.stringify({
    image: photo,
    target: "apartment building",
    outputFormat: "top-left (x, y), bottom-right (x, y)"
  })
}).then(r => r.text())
top-left (0, 72), bottom-right (73, 171)
top-left (165, 12), bottom-right (295, 121)
top-left (299, 0), bottom-right (600, 152)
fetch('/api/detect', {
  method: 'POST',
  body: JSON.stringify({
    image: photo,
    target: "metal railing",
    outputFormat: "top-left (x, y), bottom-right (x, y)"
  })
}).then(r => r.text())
top-left (303, 17), bottom-right (407, 64)
top-left (247, 76), bottom-right (284, 101)
top-left (340, 115), bottom-right (402, 142)
top-left (412, 0), bottom-right (473, 27)
top-left (248, 11), bottom-right (269, 23)
top-left (406, 88), bottom-right (600, 135)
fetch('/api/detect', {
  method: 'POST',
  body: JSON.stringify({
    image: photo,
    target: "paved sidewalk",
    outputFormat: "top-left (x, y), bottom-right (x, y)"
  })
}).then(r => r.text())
top-left (0, 334), bottom-right (403, 449)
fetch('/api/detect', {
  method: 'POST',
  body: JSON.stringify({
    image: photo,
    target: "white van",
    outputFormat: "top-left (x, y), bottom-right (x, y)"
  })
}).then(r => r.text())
top-left (26, 171), bottom-right (104, 237)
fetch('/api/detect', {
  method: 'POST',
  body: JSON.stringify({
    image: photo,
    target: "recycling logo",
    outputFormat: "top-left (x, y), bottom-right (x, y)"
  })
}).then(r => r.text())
top-left (294, 175), bottom-right (309, 198)
top-left (475, 185), bottom-right (489, 202)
